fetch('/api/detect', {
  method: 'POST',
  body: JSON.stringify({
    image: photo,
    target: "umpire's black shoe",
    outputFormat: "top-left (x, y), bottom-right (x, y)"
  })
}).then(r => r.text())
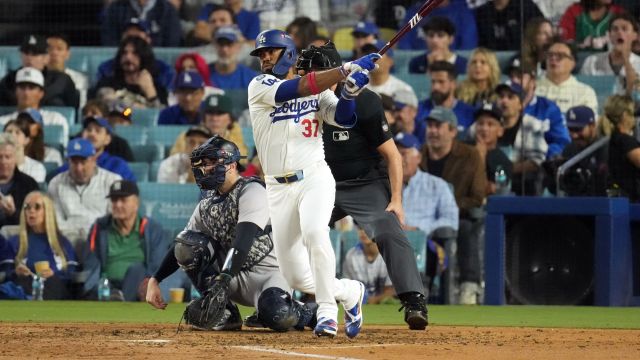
top-left (399, 294), bottom-right (428, 330)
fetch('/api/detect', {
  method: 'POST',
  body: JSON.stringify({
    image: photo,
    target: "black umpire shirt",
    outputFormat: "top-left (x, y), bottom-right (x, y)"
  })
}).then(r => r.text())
top-left (323, 89), bottom-right (393, 182)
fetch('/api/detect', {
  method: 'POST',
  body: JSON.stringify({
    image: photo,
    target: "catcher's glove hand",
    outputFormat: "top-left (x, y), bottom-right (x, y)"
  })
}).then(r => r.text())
top-left (183, 273), bottom-right (232, 330)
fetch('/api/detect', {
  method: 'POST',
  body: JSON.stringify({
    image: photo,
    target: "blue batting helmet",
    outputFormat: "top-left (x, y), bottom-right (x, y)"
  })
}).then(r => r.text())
top-left (250, 29), bottom-right (297, 77)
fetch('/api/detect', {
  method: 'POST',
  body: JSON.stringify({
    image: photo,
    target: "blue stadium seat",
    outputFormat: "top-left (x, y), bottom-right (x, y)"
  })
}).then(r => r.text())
top-left (241, 126), bottom-right (255, 156)
top-left (70, 123), bottom-right (82, 137)
top-left (393, 50), bottom-right (423, 75)
top-left (88, 53), bottom-right (115, 86)
top-left (43, 161), bottom-right (59, 179)
top-left (42, 106), bottom-right (76, 126)
top-left (575, 74), bottom-right (616, 110)
top-left (129, 162), bottom-right (150, 182)
top-left (406, 230), bottom-right (427, 274)
top-left (43, 125), bottom-right (65, 152)
top-left (339, 230), bottom-right (359, 270)
top-left (130, 144), bottom-right (164, 163)
top-left (329, 229), bottom-right (342, 275)
top-left (114, 125), bottom-right (148, 146)
top-left (131, 108), bottom-right (159, 127)
top-left (149, 160), bottom-right (162, 182)
top-left (396, 73), bottom-right (431, 101)
top-left (138, 182), bottom-right (200, 233)
top-left (0, 106), bottom-right (14, 116)
top-left (149, 126), bottom-right (189, 152)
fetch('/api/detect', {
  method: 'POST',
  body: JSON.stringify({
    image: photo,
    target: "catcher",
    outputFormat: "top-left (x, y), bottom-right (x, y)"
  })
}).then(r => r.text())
top-left (146, 135), bottom-right (317, 332)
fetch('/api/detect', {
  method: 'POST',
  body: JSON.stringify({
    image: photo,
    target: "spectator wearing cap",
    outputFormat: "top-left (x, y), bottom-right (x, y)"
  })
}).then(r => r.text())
top-left (158, 71), bottom-right (206, 125)
top-left (102, 0), bottom-right (182, 47)
top-left (188, 5), bottom-right (240, 61)
top-left (554, 105), bottom-right (608, 196)
top-left (93, 36), bottom-right (169, 108)
top-left (0, 34), bottom-right (79, 108)
top-left (55, 118), bottom-right (135, 181)
top-left (0, 68), bottom-right (69, 145)
top-left (81, 101), bottom-right (135, 163)
top-left (208, 26), bottom-right (258, 90)
top-left (397, 0), bottom-right (478, 51)
top-left (536, 39), bottom-right (598, 114)
top-left (46, 34), bottom-right (89, 108)
top-left (351, 21), bottom-right (379, 60)
top-left (420, 106), bottom-right (485, 305)
top-left (415, 61), bottom-right (475, 144)
top-left (392, 89), bottom-right (419, 137)
top-left (158, 125), bottom-right (211, 183)
top-left (83, 180), bottom-right (181, 301)
top-left (97, 19), bottom-right (175, 91)
top-left (408, 17), bottom-right (468, 75)
top-left (0, 133), bottom-right (40, 228)
top-left (495, 83), bottom-right (549, 195)
top-left (169, 93), bottom-right (248, 159)
top-left (581, 14), bottom-right (640, 96)
top-left (360, 44), bottom-right (419, 115)
top-left (559, 0), bottom-right (625, 51)
top-left (195, 1), bottom-right (260, 44)
top-left (48, 138), bottom-right (122, 246)
top-left (471, 102), bottom-right (513, 196)
top-left (509, 61), bottom-right (571, 159)
top-left (3, 121), bottom-right (46, 183)
top-left (168, 54), bottom-right (224, 106)
top-left (475, 0), bottom-right (542, 51)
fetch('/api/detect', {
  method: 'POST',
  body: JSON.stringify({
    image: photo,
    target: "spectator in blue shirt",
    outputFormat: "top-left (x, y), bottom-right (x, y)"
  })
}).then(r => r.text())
top-left (158, 71), bottom-right (206, 125)
top-left (101, 0), bottom-right (182, 47)
top-left (398, 0), bottom-right (478, 50)
top-left (408, 17), bottom-right (468, 75)
top-left (208, 26), bottom-right (258, 90)
top-left (414, 61), bottom-right (475, 144)
top-left (197, 1), bottom-right (260, 41)
top-left (351, 21), bottom-right (379, 60)
top-left (55, 117), bottom-right (135, 181)
top-left (97, 19), bottom-right (175, 90)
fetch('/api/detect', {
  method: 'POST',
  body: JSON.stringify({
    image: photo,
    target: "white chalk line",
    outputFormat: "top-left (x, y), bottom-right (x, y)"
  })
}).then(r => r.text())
top-left (234, 345), bottom-right (362, 360)
top-left (111, 339), bottom-right (172, 344)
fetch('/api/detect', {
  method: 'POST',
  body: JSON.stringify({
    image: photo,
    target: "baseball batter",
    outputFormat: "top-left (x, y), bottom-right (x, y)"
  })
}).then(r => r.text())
top-left (247, 29), bottom-right (379, 338)
top-left (146, 136), bottom-right (317, 332)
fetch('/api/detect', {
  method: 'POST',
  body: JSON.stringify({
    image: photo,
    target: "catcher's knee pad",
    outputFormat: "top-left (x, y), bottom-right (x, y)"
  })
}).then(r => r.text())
top-left (257, 287), bottom-right (299, 332)
top-left (174, 230), bottom-right (214, 271)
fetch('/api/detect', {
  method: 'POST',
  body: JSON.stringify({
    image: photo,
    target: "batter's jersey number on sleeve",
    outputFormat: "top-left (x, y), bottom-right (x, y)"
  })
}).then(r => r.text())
top-left (301, 119), bottom-right (319, 137)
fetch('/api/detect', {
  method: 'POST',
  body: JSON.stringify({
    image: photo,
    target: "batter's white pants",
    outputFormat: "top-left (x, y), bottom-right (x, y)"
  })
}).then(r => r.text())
top-left (266, 161), bottom-right (360, 322)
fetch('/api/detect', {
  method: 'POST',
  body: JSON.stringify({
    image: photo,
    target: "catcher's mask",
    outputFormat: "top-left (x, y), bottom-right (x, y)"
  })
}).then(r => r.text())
top-left (190, 135), bottom-right (246, 191)
top-left (295, 41), bottom-right (342, 73)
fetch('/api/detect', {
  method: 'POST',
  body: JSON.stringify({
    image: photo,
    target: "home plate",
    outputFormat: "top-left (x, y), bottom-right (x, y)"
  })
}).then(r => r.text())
top-left (113, 339), bottom-right (172, 344)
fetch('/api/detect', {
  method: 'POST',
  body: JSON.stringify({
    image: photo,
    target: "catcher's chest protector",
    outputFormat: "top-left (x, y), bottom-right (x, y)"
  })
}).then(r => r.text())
top-left (200, 177), bottom-right (273, 269)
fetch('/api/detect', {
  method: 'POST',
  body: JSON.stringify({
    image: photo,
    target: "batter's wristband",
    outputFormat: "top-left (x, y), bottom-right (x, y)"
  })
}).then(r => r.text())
top-left (308, 71), bottom-right (319, 95)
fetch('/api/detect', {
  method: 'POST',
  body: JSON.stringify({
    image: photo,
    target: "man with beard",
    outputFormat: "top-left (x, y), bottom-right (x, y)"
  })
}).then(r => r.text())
top-left (414, 61), bottom-right (475, 144)
top-left (208, 26), bottom-right (258, 90)
top-left (92, 36), bottom-right (168, 107)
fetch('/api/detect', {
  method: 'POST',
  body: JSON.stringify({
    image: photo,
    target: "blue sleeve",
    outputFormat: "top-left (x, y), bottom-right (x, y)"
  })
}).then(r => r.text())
top-left (157, 108), bottom-right (173, 125)
top-left (243, 11), bottom-right (261, 40)
top-left (53, 163), bottom-right (69, 179)
top-left (274, 77), bottom-right (302, 103)
top-left (544, 102), bottom-right (571, 158)
top-left (158, 60), bottom-right (175, 89)
top-left (97, 60), bottom-right (113, 82)
top-left (197, 4), bottom-right (214, 21)
top-left (456, 9), bottom-right (478, 50)
top-left (334, 97), bottom-right (357, 128)
top-left (119, 160), bottom-right (136, 182)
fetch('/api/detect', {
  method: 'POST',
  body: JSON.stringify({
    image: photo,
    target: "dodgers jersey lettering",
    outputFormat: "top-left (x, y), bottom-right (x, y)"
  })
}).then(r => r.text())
top-left (248, 73), bottom-right (345, 176)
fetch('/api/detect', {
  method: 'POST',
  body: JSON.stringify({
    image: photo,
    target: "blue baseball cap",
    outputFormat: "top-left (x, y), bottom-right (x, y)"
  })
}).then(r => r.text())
top-left (495, 81), bottom-right (524, 99)
top-left (215, 26), bottom-right (239, 43)
top-left (126, 18), bottom-right (151, 35)
top-left (67, 138), bottom-right (96, 159)
top-left (352, 21), bottom-right (379, 37)
top-left (393, 132), bottom-right (420, 149)
top-left (174, 71), bottom-right (205, 90)
top-left (566, 106), bottom-right (595, 130)
top-left (18, 108), bottom-right (43, 125)
top-left (83, 116), bottom-right (113, 134)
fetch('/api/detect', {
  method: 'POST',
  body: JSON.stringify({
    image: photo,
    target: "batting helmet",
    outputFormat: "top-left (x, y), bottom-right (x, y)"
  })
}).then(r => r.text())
top-left (190, 135), bottom-right (245, 191)
top-left (295, 41), bottom-right (342, 72)
top-left (250, 29), bottom-right (297, 77)
top-left (257, 287), bottom-right (299, 332)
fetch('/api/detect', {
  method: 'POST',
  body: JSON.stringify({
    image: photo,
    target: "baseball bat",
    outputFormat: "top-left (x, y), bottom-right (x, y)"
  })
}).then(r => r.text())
top-left (377, 0), bottom-right (446, 56)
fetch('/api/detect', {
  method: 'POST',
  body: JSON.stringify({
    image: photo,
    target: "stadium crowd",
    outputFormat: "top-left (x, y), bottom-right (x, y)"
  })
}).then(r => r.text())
top-left (0, 0), bottom-right (639, 306)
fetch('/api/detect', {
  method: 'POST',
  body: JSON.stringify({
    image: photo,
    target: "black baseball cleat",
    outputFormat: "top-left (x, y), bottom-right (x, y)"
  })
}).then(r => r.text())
top-left (399, 294), bottom-right (428, 330)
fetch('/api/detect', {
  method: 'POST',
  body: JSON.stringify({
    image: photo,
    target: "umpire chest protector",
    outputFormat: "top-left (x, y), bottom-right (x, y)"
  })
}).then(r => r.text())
top-left (199, 176), bottom-right (273, 269)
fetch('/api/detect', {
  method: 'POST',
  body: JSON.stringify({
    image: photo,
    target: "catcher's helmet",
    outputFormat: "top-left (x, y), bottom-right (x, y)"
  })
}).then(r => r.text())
top-left (190, 135), bottom-right (245, 191)
top-left (296, 41), bottom-right (342, 72)
top-left (250, 29), bottom-right (297, 77)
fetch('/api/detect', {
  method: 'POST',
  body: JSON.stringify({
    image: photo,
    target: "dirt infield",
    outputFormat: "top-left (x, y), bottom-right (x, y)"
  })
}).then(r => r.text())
top-left (1, 323), bottom-right (639, 359)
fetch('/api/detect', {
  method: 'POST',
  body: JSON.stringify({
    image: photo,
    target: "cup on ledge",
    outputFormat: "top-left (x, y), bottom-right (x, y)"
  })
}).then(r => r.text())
top-left (34, 261), bottom-right (50, 276)
top-left (169, 288), bottom-right (185, 303)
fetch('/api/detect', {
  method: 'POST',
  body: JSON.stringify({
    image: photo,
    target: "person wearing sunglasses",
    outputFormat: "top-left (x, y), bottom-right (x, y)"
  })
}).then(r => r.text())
top-left (0, 191), bottom-right (78, 299)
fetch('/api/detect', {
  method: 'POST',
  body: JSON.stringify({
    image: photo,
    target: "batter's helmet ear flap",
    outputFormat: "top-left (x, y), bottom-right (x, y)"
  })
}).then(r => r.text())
top-left (251, 29), bottom-right (297, 77)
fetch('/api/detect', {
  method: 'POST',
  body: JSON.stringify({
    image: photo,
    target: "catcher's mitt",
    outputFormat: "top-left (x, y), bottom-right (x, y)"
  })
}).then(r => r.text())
top-left (183, 273), bottom-right (231, 330)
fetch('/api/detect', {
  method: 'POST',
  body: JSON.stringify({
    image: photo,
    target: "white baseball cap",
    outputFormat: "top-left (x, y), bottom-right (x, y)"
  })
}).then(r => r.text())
top-left (16, 67), bottom-right (44, 88)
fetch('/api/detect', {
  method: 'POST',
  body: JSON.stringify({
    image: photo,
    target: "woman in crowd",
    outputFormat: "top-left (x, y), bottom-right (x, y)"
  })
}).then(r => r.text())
top-left (457, 48), bottom-right (501, 107)
top-left (4, 120), bottom-right (46, 183)
top-left (0, 191), bottom-right (78, 299)
top-left (13, 113), bottom-right (63, 166)
top-left (599, 95), bottom-right (640, 202)
top-left (518, 18), bottom-right (555, 77)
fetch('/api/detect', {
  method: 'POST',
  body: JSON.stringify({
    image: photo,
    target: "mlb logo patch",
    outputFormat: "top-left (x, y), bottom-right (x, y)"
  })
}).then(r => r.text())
top-left (333, 131), bottom-right (349, 141)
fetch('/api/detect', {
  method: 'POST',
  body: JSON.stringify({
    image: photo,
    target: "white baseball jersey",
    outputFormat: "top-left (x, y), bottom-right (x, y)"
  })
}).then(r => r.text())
top-left (247, 73), bottom-right (345, 176)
